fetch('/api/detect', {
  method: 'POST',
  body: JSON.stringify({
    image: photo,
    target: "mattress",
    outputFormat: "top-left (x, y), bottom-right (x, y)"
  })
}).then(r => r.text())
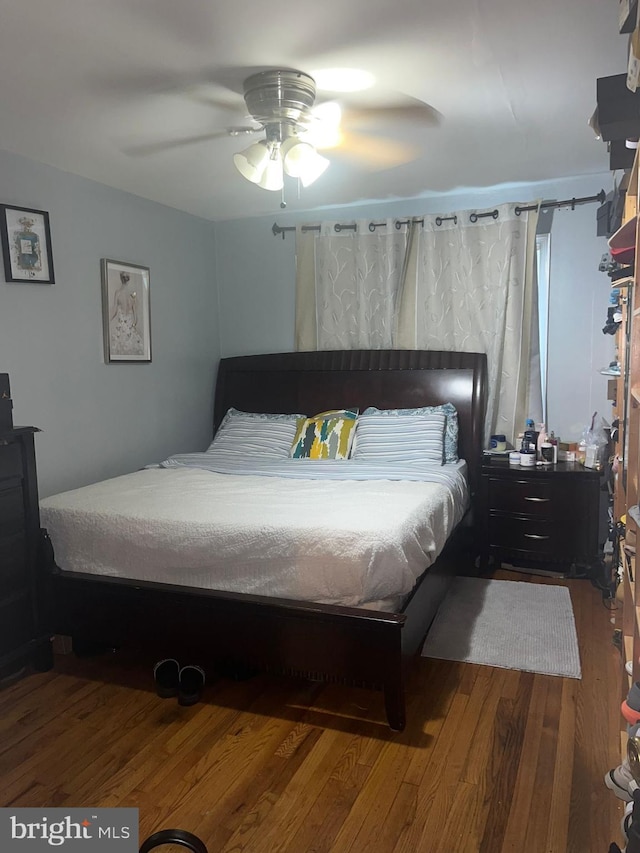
top-left (40, 462), bottom-right (469, 611)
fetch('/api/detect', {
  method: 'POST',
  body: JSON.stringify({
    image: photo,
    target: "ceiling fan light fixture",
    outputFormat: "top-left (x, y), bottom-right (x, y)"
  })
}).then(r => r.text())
top-left (281, 136), bottom-right (330, 185)
top-left (233, 140), bottom-right (270, 184)
top-left (297, 150), bottom-right (330, 187)
top-left (281, 137), bottom-right (314, 177)
top-left (232, 69), bottom-right (335, 191)
top-left (257, 157), bottom-right (284, 191)
top-left (303, 102), bottom-right (342, 149)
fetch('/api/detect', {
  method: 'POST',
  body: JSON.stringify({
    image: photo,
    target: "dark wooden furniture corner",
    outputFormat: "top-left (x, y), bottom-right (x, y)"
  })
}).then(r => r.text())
top-left (0, 426), bottom-right (52, 681)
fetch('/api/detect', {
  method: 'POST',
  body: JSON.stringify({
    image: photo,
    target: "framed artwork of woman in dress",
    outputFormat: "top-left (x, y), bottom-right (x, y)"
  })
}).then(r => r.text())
top-left (0, 204), bottom-right (55, 283)
top-left (101, 259), bottom-right (151, 363)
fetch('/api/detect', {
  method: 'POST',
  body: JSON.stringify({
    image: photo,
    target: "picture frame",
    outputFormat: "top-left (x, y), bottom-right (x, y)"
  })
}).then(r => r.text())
top-left (101, 258), bottom-right (151, 363)
top-left (0, 204), bottom-right (55, 284)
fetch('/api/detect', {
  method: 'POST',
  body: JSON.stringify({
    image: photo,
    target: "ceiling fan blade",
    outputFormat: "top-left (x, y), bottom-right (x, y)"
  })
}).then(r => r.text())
top-left (184, 87), bottom-right (246, 113)
top-left (333, 130), bottom-right (422, 170)
top-left (94, 65), bottom-right (255, 113)
top-left (122, 127), bottom-right (259, 157)
top-left (341, 97), bottom-right (442, 129)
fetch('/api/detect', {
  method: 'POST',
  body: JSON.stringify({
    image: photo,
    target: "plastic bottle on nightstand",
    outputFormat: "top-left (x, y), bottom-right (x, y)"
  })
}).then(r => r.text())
top-left (523, 418), bottom-right (538, 452)
top-left (536, 423), bottom-right (548, 460)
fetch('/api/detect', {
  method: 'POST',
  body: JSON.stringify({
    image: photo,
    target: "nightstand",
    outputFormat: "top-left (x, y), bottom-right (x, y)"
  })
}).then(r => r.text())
top-left (479, 457), bottom-right (602, 576)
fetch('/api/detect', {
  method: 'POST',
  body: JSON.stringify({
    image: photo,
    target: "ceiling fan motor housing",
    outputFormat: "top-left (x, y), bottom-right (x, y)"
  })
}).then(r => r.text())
top-left (242, 69), bottom-right (317, 142)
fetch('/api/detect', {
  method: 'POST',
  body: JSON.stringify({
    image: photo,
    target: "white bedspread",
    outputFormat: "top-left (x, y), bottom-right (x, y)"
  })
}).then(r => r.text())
top-left (39, 464), bottom-right (468, 611)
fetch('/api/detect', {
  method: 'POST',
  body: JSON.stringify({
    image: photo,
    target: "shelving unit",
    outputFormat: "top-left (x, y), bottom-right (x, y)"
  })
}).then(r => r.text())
top-left (618, 148), bottom-right (640, 689)
top-left (622, 544), bottom-right (637, 690)
top-left (612, 157), bottom-right (637, 528)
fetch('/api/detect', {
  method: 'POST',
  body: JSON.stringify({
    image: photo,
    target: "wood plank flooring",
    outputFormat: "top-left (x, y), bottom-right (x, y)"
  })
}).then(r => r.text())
top-left (0, 571), bottom-right (627, 852)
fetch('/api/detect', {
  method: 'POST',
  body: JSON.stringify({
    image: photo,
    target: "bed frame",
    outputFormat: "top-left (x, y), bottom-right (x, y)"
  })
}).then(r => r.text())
top-left (45, 350), bottom-right (487, 731)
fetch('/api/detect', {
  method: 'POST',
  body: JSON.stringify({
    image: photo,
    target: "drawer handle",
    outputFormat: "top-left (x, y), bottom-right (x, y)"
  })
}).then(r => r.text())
top-left (524, 533), bottom-right (550, 540)
top-left (524, 497), bottom-right (550, 502)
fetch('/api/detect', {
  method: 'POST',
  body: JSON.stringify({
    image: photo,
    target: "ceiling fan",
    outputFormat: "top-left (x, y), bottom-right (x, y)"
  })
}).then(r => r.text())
top-left (124, 67), bottom-right (441, 191)
top-left (231, 68), bottom-right (331, 191)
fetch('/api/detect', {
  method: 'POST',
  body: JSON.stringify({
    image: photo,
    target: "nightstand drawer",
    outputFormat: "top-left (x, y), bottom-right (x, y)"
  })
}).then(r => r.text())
top-left (487, 476), bottom-right (584, 519)
top-left (488, 515), bottom-right (587, 559)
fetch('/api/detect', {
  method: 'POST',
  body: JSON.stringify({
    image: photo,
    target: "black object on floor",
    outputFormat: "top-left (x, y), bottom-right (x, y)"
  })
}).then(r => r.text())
top-left (178, 664), bottom-right (205, 706)
top-left (140, 828), bottom-right (208, 852)
top-left (153, 658), bottom-right (180, 698)
top-left (626, 789), bottom-right (640, 853)
top-left (216, 660), bottom-right (260, 681)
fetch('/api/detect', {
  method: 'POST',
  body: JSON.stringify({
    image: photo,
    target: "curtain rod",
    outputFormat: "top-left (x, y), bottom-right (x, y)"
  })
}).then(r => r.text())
top-left (271, 190), bottom-right (606, 239)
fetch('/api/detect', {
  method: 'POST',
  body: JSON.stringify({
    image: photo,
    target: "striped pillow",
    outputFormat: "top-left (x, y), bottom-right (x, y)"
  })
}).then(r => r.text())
top-left (207, 409), bottom-right (304, 458)
top-left (353, 411), bottom-right (446, 464)
top-left (362, 404), bottom-right (459, 463)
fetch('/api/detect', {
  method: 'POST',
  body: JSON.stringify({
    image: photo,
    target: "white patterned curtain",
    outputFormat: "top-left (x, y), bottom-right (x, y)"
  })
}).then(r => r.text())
top-left (295, 204), bottom-right (541, 445)
top-left (397, 203), bottom-right (541, 442)
top-left (295, 219), bottom-right (408, 350)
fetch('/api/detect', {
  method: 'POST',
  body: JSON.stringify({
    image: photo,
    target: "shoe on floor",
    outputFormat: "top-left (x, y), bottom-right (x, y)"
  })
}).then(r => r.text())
top-left (605, 761), bottom-right (635, 802)
top-left (622, 700), bottom-right (640, 726)
top-left (622, 800), bottom-right (634, 838)
top-left (627, 682), bottom-right (640, 712)
top-left (178, 665), bottom-right (205, 707)
top-left (153, 658), bottom-right (180, 698)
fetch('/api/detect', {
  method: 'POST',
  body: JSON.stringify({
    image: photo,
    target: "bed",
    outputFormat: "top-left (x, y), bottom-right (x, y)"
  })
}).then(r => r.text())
top-left (40, 349), bottom-right (487, 730)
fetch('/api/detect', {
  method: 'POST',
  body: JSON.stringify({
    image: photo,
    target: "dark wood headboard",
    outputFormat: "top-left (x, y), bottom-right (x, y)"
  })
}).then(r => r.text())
top-left (214, 350), bottom-right (487, 496)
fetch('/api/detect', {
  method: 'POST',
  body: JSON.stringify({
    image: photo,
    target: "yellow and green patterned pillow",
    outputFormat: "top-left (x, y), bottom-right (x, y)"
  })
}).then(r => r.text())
top-left (290, 409), bottom-right (358, 460)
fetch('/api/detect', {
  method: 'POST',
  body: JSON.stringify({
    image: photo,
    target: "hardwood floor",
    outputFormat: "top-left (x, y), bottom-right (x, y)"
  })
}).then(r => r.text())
top-left (0, 571), bottom-right (627, 852)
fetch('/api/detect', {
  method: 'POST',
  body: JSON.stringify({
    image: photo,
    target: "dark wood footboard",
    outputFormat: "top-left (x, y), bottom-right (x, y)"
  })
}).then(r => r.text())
top-left (50, 569), bottom-right (409, 730)
top-left (47, 517), bottom-right (466, 731)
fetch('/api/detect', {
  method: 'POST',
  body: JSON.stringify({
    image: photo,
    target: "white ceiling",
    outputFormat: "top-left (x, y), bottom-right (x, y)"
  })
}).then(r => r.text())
top-left (0, 0), bottom-right (627, 221)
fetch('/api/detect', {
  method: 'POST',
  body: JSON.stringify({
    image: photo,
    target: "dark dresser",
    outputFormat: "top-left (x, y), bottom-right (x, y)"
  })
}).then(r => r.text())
top-left (0, 426), bottom-right (52, 680)
top-left (479, 457), bottom-right (602, 575)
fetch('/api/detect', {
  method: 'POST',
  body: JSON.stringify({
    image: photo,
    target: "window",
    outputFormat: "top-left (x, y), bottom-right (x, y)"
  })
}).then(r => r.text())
top-left (536, 232), bottom-right (551, 425)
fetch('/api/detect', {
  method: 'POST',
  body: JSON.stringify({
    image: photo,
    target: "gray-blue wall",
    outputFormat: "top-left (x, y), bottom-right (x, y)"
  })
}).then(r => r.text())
top-left (0, 148), bottom-right (616, 501)
top-left (0, 149), bottom-right (220, 497)
top-left (215, 174), bottom-right (615, 442)
top-left (545, 196), bottom-right (614, 442)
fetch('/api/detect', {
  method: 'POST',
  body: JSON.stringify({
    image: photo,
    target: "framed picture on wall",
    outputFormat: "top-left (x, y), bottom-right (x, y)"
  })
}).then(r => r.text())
top-left (101, 258), bottom-right (151, 363)
top-left (0, 204), bottom-right (55, 283)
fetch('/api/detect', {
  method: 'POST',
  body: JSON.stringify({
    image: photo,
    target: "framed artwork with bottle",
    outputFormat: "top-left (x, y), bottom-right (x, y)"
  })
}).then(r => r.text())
top-left (0, 203), bottom-right (55, 284)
